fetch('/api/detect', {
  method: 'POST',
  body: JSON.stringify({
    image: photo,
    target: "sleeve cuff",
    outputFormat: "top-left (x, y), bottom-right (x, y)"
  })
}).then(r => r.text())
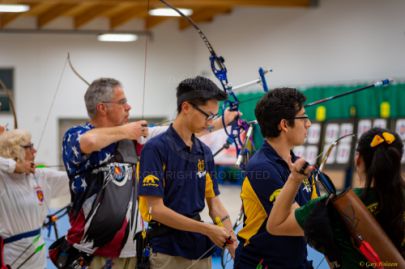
top-left (7, 159), bottom-right (16, 173)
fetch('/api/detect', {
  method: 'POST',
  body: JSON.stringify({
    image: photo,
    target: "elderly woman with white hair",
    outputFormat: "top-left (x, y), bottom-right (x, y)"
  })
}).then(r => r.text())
top-left (0, 129), bottom-right (69, 269)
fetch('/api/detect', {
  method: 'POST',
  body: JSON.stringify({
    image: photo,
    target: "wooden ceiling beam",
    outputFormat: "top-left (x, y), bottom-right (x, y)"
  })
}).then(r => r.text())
top-left (74, 4), bottom-right (112, 29)
top-left (109, 6), bottom-right (145, 29)
top-left (144, 16), bottom-right (169, 29)
top-left (0, 13), bottom-right (19, 28)
top-left (62, 2), bottom-right (98, 17)
top-left (21, 2), bottom-right (56, 16)
top-left (103, 2), bottom-right (139, 17)
top-left (169, 0), bottom-right (311, 7)
top-left (0, 0), bottom-right (313, 30)
top-left (179, 7), bottom-right (232, 30)
top-left (37, 3), bottom-right (77, 28)
top-left (0, 2), bottom-right (49, 28)
top-left (0, 0), bottom-right (311, 8)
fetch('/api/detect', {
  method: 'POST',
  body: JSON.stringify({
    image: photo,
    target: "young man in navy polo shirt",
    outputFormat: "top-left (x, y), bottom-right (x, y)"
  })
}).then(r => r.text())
top-left (234, 88), bottom-right (318, 269)
top-left (139, 76), bottom-right (237, 269)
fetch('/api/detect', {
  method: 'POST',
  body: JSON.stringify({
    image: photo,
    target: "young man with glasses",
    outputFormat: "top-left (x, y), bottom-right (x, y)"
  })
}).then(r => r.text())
top-left (60, 77), bottom-right (237, 269)
top-left (139, 76), bottom-right (237, 269)
top-left (234, 88), bottom-right (318, 269)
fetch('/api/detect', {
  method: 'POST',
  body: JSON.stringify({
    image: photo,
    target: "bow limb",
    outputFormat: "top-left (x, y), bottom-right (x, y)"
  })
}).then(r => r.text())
top-left (314, 133), bottom-right (355, 195)
top-left (67, 53), bottom-right (90, 86)
top-left (37, 53), bottom-right (89, 150)
top-left (0, 79), bottom-right (18, 129)
top-left (318, 133), bottom-right (355, 171)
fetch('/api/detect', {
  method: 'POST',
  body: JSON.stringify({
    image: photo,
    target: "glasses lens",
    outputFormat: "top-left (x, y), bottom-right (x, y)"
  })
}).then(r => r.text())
top-left (21, 143), bottom-right (34, 149)
top-left (103, 98), bottom-right (127, 105)
top-left (118, 98), bottom-right (127, 105)
top-left (190, 103), bottom-right (219, 121)
top-left (207, 114), bottom-right (220, 121)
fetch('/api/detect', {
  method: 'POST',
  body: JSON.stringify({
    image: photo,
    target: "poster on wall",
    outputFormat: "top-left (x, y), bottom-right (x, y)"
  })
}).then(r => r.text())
top-left (323, 121), bottom-right (355, 166)
top-left (395, 119), bottom-right (405, 141)
top-left (357, 119), bottom-right (372, 138)
top-left (325, 123), bottom-right (339, 143)
top-left (307, 123), bottom-right (321, 144)
top-left (336, 143), bottom-right (351, 164)
top-left (293, 145), bottom-right (305, 158)
top-left (339, 123), bottom-right (354, 143)
top-left (373, 119), bottom-right (387, 129)
top-left (305, 145), bottom-right (318, 164)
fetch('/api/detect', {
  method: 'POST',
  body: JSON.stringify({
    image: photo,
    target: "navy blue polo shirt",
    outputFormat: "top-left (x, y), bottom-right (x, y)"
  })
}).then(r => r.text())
top-left (235, 142), bottom-right (318, 269)
top-left (139, 125), bottom-right (220, 259)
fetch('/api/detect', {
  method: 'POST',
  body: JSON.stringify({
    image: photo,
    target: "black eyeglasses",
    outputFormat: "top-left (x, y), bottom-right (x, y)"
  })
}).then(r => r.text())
top-left (102, 98), bottom-right (128, 106)
top-left (293, 115), bottom-right (310, 123)
top-left (190, 103), bottom-right (219, 121)
top-left (20, 143), bottom-right (34, 149)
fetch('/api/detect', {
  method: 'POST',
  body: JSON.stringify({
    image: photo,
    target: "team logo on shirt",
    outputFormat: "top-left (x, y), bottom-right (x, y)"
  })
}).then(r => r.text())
top-left (112, 165), bottom-right (126, 182)
top-left (302, 177), bottom-right (312, 193)
top-left (34, 186), bottom-right (44, 204)
top-left (197, 159), bottom-right (206, 178)
top-left (269, 188), bottom-right (281, 202)
top-left (367, 202), bottom-right (379, 215)
top-left (143, 175), bottom-right (160, 187)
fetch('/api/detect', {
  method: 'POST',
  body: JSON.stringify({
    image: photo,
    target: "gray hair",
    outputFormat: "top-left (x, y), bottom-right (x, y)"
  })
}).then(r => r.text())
top-left (0, 129), bottom-right (31, 162)
top-left (84, 78), bottom-right (122, 119)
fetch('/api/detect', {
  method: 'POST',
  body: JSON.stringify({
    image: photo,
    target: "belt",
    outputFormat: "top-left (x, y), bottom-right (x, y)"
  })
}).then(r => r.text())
top-left (3, 228), bottom-right (41, 244)
top-left (148, 214), bottom-right (201, 238)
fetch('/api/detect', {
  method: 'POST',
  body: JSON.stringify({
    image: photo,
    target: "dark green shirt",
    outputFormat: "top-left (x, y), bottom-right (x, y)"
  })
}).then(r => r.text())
top-left (295, 188), bottom-right (404, 268)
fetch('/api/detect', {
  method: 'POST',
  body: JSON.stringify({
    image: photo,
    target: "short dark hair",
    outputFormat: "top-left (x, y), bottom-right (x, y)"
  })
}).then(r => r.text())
top-left (255, 88), bottom-right (306, 138)
top-left (176, 76), bottom-right (227, 113)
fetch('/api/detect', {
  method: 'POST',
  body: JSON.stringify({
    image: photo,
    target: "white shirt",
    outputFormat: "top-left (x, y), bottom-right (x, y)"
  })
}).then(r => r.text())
top-left (138, 126), bottom-right (169, 145)
top-left (0, 163), bottom-right (69, 269)
top-left (0, 157), bottom-right (16, 174)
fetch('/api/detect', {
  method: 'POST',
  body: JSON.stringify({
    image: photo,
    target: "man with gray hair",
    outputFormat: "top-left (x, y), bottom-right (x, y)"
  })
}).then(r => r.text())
top-left (60, 78), bottom-right (148, 268)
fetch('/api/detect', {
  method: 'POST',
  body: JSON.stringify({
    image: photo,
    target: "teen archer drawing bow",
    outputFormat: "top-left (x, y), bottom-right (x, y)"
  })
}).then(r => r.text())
top-left (159, 0), bottom-right (270, 168)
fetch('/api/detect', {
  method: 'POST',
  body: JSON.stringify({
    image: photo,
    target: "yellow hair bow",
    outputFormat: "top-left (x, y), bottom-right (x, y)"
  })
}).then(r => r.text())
top-left (370, 132), bottom-right (395, 147)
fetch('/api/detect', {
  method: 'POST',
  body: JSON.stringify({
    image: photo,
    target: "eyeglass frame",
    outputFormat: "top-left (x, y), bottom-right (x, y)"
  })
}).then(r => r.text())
top-left (189, 103), bottom-right (220, 121)
top-left (293, 115), bottom-right (310, 124)
top-left (101, 98), bottom-right (128, 106)
top-left (20, 143), bottom-right (34, 149)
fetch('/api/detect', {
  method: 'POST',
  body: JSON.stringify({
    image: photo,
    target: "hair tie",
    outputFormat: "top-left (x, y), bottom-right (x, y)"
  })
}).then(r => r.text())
top-left (370, 132), bottom-right (395, 147)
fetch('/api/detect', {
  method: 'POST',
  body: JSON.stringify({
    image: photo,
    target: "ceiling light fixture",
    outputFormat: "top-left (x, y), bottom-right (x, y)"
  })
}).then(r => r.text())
top-left (97, 33), bottom-right (138, 42)
top-left (149, 7), bottom-right (193, 17)
top-left (0, 4), bottom-right (30, 13)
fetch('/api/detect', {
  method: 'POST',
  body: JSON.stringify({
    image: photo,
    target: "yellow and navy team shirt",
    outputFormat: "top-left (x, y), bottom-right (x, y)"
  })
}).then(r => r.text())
top-left (235, 142), bottom-right (319, 269)
top-left (139, 125), bottom-right (220, 260)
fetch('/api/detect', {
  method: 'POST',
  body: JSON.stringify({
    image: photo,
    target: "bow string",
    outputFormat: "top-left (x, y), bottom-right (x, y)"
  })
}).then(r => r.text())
top-left (0, 79), bottom-right (18, 129)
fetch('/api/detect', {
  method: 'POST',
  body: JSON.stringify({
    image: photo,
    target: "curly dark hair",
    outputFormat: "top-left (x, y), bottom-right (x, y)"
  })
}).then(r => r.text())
top-left (357, 127), bottom-right (405, 256)
top-left (255, 88), bottom-right (306, 138)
